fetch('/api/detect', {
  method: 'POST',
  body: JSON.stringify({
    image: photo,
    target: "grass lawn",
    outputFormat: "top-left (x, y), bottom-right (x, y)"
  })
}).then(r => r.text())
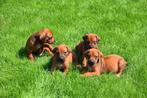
top-left (0, 0), bottom-right (147, 98)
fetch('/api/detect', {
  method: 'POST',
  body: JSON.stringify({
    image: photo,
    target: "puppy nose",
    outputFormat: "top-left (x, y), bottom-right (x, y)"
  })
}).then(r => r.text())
top-left (59, 55), bottom-right (65, 60)
top-left (88, 59), bottom-right (95, 65)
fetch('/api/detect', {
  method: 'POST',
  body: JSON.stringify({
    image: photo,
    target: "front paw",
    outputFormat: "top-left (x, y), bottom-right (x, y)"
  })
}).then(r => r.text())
top-left (83, 72), bottom-right (91, 76)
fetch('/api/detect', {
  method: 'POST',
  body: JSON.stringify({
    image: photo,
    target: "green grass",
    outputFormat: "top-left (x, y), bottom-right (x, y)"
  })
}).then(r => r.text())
top-left (0, 0), bottom-right (147, 98)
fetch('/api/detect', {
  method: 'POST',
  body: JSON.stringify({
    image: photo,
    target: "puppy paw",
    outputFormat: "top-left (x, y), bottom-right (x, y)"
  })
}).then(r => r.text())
top-left (116, 74), bottom-right (121, 77)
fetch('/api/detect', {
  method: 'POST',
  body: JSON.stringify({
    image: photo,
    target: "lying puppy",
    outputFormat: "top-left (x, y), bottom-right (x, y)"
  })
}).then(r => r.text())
top-left (50, 45), bottom-right (73, 73)
top-left (82, 48), bottom-right (127, 77)
top-left (75, 33), bottom-right (101, 56)
top-left (26, 28), bottom-right (54, 60)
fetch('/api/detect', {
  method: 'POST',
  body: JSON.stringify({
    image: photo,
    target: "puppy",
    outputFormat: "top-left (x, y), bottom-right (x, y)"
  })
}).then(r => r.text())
top-left (50, 45), bottom-right (73, 73)
top-left (26, 28), bottom-right (54, 60)
top-left (75, 33), bottom-right (101, 56)
top-left (82, 48), bottom-right (127, 77)
top-left (75, 33), bottom-right (101, 65)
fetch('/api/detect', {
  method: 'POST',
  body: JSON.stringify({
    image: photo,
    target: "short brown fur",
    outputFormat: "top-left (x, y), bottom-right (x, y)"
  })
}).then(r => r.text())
top-left (50, 45), bottom-right (73, 74)
top-left (26, 28), bottom-right (54, 60)
top-left (82, 48), bottom-right (127, 77)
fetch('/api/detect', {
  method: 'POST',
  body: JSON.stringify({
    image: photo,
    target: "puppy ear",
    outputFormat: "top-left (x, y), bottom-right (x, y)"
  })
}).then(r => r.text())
top-left (83, 49), bottom-right (89, 55)
top-left (82, 50), bottom-right (89, 67)
top-left (52, 47), bottom-right (58, 54)
top-left (96, 35), bottom-right (101, 42)
top-left (66, 46), bottom-right (72, 53)
top-left (82, 34), bottom-right (88, 41)
top-left (98, 51), bottom-right (105, 71)
top-left (99, 51), bottom-right (103, 58)
top-left (82, 56), bottom-right (87, 67)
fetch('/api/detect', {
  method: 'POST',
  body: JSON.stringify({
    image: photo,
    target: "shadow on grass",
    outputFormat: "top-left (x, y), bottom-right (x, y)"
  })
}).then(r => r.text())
top-left (42, 57), bottom-right (80, 73)
top-left (17, 47), bottom-right (27, 59)
top-left (42, 59), bottom-right (52, 72)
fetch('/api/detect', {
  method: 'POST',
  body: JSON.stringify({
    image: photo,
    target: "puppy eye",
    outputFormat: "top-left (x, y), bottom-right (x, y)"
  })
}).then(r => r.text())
top-left (64, 52), bottom-right (67, 54)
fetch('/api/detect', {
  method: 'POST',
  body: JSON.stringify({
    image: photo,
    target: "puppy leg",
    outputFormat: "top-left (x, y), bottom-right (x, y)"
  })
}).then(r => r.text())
top-left (72, 53), bottom-right (81, 69)
top-left (48, 44), bottom-right (53, 51)
top-left (83, 71), bottom-right (100, 77)
top-left (41, 44), bottom-right (53, 56)
top-left (63, 65), bottom-right (69, 74)
top-left (27, 51), bottom-right (34, 61)
top-left (83, 66), bottom-right (101, 77)
top-left (116, 59), bottom-right (127, 77)
top-left (42, 47), bottom-right (53, 56)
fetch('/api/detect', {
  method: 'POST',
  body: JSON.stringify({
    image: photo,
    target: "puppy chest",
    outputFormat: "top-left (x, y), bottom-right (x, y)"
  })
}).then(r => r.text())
top-left (57, 63), bottom-right (64, 69)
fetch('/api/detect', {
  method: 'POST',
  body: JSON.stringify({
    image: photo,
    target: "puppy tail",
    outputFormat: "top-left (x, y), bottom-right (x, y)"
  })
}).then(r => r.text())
top-left (117, 58), bottom-right (127, 75)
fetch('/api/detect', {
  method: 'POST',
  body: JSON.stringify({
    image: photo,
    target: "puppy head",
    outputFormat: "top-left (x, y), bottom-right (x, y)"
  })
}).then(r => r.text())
top-left (83, 48), bottom-right (102, 67)
top-left (83, 33), bottom-right (100, 49)
top-left (39, 28), bottom-right (55, 44)
top-left (53, 45), bottom-right (71, 62)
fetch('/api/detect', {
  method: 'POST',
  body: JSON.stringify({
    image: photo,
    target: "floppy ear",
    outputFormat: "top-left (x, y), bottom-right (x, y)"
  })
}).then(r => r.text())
top-left (66, 46), bottom-right (72, 53)
top-left (82, 56), bottom-right (87, 67)
top-left (82, 50), bottom-right (89, 67)
top-left (96, 35), bottom-right (101, 42)
top-left (52, 47), bottom-right (58, 54)
top-left (82, 34), bottom-right (88, 41)
top-left (99, 51), bottom-right (103, 58)
top-left (97, 51), bottom-right (103, 63)
top-left (98, 51), bottom-right (105, 72)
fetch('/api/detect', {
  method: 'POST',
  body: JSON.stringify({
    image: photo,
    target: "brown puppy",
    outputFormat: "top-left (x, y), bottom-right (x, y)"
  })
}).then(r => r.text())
top-left (50, 45), bottom-right (73, 73)
top-left (82, 48), bottom-right (127, 77)
top-left (75, 33), bottom-right (101, 56)
top-left (26, 28), bottom-right (54, 60)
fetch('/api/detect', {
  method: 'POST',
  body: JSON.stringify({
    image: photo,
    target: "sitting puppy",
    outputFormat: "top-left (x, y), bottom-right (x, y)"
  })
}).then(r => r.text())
top-left (82, 48), bottom-right (127, 77)
top-left (26, 28), bottom-right (54, 60)
top-left (50, 45), bottom-right (73, 73)
top-left (75, 33), bottom-right (101, 56)
top-left (75, 33), bottom-right (101, 69)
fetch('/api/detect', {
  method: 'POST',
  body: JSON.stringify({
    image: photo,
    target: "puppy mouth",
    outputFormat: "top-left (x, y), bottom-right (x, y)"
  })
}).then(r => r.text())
top-left (57, 57), bottom-right (65, 63)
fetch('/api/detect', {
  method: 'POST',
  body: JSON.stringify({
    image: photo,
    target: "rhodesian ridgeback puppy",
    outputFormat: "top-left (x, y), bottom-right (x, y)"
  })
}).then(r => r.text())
top-left (26, 28), bottom-right (54, 60)
top-left (50, 45), bottom-right (73, 73)
top-left (75, 33), bottom-right (101, 65)
top-left (82, 48), bottom-right (127, 77)
top-left (75, 33), bottom-right (101, 56)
